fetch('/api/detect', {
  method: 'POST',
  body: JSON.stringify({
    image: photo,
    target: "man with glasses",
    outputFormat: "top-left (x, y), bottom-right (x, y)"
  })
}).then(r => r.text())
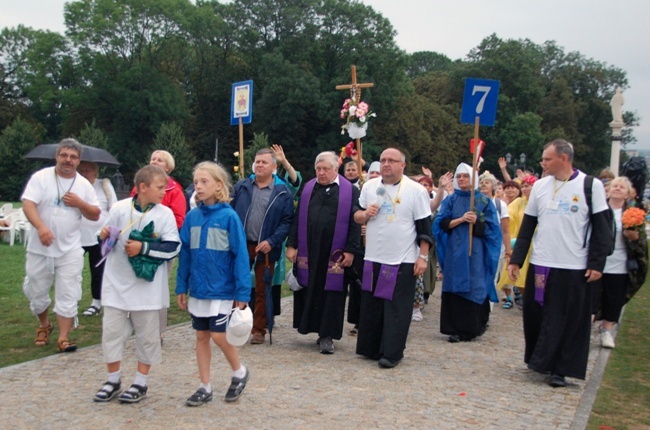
top-left (354, 148), bottom-right (433, 368)
top-left (22, 138), bottom-right (100, 352)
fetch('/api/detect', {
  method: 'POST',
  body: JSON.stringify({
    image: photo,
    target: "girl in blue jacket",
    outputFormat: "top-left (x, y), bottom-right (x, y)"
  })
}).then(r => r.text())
top-left (176, 161), bottom-right (251, 406)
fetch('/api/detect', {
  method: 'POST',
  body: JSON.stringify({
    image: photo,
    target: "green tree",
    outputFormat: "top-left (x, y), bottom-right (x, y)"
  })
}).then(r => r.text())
top-left (0, 26), bottom-right (72, 139)
top-left (0, 119), bottom-right (43, 200)
top-left (153, 122), bottom-right (196, 187)
top-left (77, 119), bottom-right (109, 149)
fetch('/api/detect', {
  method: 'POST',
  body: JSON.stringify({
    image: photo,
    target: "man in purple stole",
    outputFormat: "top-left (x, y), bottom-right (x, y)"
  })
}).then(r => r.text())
top-left (354, 148), bottom-right (433, 368)
top-left (286, 151), bottom-right (361, 354)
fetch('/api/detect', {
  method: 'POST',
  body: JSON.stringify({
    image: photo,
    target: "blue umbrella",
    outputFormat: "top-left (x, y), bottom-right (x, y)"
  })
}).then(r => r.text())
top-left (264, 254), bottom-right (274, 345)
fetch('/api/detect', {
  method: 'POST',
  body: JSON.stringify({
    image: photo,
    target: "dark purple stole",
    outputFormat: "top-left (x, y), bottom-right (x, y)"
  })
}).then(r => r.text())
top-left (297, 176), bottom-right (352, 292)
top-left (362, 261), bottom-right (400, 301)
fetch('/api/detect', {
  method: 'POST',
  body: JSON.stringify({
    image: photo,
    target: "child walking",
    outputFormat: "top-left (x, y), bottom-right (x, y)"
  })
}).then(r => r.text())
top-left (176, 161), bottom-right (251, 406)
top-left (93, 165), bottom-right (181, 403)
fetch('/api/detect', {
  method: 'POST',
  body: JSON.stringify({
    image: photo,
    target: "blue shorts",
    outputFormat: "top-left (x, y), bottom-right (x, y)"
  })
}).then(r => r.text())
top-left (191, 313), bottom-right (229, 333)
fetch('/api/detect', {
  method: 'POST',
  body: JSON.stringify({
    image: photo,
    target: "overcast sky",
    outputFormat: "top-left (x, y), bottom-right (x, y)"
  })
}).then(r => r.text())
top-left (2, 0), bottom-right (648, 149)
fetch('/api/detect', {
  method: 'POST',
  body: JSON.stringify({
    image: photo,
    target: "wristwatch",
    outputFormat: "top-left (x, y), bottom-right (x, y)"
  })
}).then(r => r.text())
top-left (418, 254), bottom-right (429, 262)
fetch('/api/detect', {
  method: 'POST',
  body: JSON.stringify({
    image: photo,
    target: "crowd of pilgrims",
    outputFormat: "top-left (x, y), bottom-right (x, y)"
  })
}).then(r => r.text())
top-left (29, 140), bottom-right (646, 405)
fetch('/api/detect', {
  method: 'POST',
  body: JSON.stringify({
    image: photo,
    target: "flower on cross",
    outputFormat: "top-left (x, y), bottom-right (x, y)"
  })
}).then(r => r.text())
top-left (340, 98), bottom-right (376, 135)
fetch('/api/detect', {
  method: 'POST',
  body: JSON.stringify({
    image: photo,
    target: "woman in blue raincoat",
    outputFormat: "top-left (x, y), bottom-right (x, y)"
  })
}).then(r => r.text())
top-left (433, 163), bottom-right (502, 342)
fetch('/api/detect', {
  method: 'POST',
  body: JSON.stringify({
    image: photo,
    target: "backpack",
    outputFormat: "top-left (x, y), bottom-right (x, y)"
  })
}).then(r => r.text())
top-left (584, 175), bottom-right (615, 256)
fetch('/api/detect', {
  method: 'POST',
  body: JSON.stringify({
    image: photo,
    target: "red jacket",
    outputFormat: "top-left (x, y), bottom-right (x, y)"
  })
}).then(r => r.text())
top-left (130, 177), bottom-right (186, 230)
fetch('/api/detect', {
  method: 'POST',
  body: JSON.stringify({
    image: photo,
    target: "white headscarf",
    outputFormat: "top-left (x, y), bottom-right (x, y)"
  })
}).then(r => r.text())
top-left (453, 163), bottom-right (479, 191)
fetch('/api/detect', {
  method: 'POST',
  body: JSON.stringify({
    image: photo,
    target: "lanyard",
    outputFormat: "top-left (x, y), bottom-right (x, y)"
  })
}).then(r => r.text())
top-left (383, 180), bottom-right (403, 208)
top-left (54, 171), bottom-right (77, 206)
top-left (127, 199), bottom-right (154, 232)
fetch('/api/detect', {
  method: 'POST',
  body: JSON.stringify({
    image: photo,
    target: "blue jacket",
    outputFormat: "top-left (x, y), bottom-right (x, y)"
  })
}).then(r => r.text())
top-left (231, 175), bottom-right (294, 262)
top-left (176, 202), bottom-right (251, 303)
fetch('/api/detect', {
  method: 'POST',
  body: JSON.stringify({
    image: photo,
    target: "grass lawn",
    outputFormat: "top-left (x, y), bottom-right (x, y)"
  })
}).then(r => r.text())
top-left (0, 240), bottom-right (292, 368)
top-left (587, 278), bottom-right (650, 430)
top-left (0, 242), bottom-right (191, 368)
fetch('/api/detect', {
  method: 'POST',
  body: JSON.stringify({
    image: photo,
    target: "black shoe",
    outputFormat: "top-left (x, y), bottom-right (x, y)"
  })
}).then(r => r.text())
top-left (186, 388), bottom-right (213, 406)
top-left (320, 337), bottom-right (334, 354)
top-left (225, 369), bottom-right (249, 402)
top-left (378, 357), bottom-right (399, 368)
top-left (448, 335), bottom-right (461, 343)
top-left (549, 373), bottom-right (567, 388)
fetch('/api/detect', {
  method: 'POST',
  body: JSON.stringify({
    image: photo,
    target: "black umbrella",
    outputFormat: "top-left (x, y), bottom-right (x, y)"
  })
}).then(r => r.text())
top-left (25, 143), bottom-right (120, 167)
top-left (264, 254), bottom-right (274, 345)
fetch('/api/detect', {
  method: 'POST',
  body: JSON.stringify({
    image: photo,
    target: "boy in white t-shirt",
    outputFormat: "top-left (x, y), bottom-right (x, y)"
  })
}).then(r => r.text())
top-left (93, 165), bottom-right (180, 404)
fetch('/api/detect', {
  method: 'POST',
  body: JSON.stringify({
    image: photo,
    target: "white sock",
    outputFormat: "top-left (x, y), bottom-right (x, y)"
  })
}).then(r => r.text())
top-left (200, 382), bottom-right (212, 393)
top-left (133, 371), bottom-right (148, 387)
top-left (108, 370), bottom-right (121, 384)
top-left (233, 365), bottom-right (247, 379)
top-left (92, 299), bottom-right (101, 308)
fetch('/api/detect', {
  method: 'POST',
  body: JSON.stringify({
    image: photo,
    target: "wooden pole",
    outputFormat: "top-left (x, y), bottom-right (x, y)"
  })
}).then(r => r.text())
top-left (468, 116), bottom-right (480, 256)
top-left (336, 65), bottom-right (373, 186)
top-left (238, 117), bottom-right (244, 180)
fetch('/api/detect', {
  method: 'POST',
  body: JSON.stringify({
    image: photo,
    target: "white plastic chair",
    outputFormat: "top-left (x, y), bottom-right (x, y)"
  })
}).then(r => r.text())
top-left (0, 211), bottom-right (21, 246)
top-left (13, 209), bottom-right (32, 247)
top-left (0, 203), bottom-right (12, 217)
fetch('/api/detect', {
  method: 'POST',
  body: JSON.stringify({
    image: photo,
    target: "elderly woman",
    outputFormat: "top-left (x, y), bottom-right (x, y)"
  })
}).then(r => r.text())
top-left (497, 175), bottom-right (536, 308)
top-left (433, 163), bottom-right (502, 342)
top-left (593, 176), bottom-right (648, 349)
top-left (78, 161), bottom-right (118, 316)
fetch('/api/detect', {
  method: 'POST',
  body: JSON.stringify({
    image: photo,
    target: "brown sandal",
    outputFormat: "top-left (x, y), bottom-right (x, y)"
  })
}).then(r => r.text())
top-left (34, 323), bottom-right (53, 346)
top-left (57, 339), bottom-right (77, 353)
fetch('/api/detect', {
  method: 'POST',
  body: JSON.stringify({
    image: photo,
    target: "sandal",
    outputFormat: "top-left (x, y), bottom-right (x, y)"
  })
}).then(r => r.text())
top-left (34, 323), bottom-right (54, 346)
top-left (57, 338), bottom-right (78, 353)
top-left (502, 300), bottom-right (514, 310)
top-left (118, 384), bottom-right (148, 404)
top-left (82, 305), bottom-right (101, 316)
top-left (94, 381), bottom-right (121, 402)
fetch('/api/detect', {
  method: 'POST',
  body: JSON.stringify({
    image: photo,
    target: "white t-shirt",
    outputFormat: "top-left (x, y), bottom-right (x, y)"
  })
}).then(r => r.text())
top-left (80, 178), bottom-right (118, 247)
top-left (22, 167), bottom-right (99, 257)
top-left (360, 176), bottom-right (432, 265)
top-left (603, 207), bottom-right (627, 274)
top-left (525, 171), bottom-right (608, 269)
top-left (494, 197), bottom-right (509, 254)
top-left (101, 198), bottom-right (180, 311)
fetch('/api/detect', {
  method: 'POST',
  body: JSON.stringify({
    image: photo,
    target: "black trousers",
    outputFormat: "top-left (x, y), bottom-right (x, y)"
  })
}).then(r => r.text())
top-left (83, 244), bottom-right (105, 301)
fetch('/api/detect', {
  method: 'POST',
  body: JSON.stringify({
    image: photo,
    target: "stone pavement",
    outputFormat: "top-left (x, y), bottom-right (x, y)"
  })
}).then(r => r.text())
top-left (1, 289), bottom-right (610, 430)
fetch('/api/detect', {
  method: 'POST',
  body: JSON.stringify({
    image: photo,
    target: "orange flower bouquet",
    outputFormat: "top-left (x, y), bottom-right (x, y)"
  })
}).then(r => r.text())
top-left (621, 207), bottom-right (646, 231)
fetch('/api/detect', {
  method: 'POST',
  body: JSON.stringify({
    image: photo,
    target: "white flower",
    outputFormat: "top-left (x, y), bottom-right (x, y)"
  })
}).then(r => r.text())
top-left (348, 106), bottom-right (357, 116)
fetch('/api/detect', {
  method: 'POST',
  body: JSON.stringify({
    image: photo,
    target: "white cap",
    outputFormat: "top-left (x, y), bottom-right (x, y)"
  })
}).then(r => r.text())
top-left (368, 161), bottom-right (380, 174)
top-left (226, 307), bottom-right (253, 346)
top-left (285, 267), bottom-right (303, 292)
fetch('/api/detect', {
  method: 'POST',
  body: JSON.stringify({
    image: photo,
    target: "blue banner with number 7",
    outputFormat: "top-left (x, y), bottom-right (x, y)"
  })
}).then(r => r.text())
top-left (461, 78), bottom-right (500, 126)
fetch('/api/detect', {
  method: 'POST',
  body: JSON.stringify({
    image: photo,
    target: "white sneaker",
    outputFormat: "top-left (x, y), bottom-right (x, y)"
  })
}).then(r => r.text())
top-left (601, 330), bottom-right (615, 349)
top-left (412, 308), bottom-right (423, 322)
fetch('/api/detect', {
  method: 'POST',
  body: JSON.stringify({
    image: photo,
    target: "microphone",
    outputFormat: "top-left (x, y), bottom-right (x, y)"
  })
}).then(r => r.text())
top-left (370, 186), bottom-right (386, 219)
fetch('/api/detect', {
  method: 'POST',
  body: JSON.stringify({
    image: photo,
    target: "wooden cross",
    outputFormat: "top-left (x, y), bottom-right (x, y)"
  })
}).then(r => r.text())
top-left (336, 65), bottom-right (374, 181)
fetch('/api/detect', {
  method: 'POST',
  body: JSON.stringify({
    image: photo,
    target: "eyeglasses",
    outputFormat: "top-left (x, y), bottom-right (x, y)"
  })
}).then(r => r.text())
top-left (58, 153), bottom-right (80, 161)
top-left (379, 158), bottom-right (402, 164)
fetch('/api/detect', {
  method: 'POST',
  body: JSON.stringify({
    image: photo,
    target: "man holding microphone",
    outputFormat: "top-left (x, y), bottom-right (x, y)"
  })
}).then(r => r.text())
top-left (353, 148), bottom-right (433, 368)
